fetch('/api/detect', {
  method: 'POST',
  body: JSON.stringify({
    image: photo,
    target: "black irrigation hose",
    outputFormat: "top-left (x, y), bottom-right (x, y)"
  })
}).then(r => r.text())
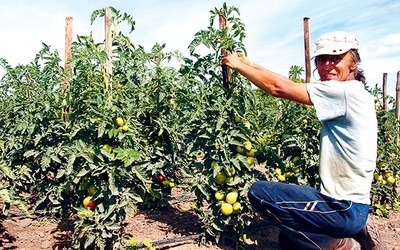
top-left (1, 213), bottom-right (273, 229)
top-left (129, 221), bottom-right (275, 249)
top-left (0, 212), bottom-right (27, 218)
top-left (0, 211), bottom-right (37, 219)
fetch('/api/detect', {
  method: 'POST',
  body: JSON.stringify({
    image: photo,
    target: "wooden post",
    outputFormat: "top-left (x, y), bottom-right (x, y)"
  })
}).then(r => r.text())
top-left (382, 73), bottom-right (388, 111)
top-left (395, 71), bottom-right (400, 145)
top-left (219, 12), bottom-right (230, 91)
top-left (396, 71), bottom-right (400, 120)
top-left (105, 7), bottom-right (113, 91)
top-left (63, 16), bottom-right (73, 122)
top-left (303, 17), bottom-right (311, 83)
top-left (64, 17), bottom-right (73, 90)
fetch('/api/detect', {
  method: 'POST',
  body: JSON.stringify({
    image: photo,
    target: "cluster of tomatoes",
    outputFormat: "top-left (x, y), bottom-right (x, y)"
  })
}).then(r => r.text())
top-left (214, 188), bottom-right (242, 216)
top-left (81, 117), bottom-right (130, 211)
top-left (156, 174), bottom-right (176, 188)
top-left (212, 168), bottom-right (239, 216)
top-left (235, 141), bottom-right (256, 165)
top-left (273, 156), bottom-right (303, 182)
top-left (374, 171), bottom-right (396, 185)
top-left (115, 117), bottom-right (129, 132)
top-left (100, 117), bottom-right (130, 154)
top-left (210, 140), bottom-right (257, 216)
top-left (81, 178), bottom-right (100, 210)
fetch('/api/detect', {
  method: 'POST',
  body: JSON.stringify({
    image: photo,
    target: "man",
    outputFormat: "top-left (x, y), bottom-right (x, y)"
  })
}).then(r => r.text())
top-left (222, 31), bottom-right (385, 249)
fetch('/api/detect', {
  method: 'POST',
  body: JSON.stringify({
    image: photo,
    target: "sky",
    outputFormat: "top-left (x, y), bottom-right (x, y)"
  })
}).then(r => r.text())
top-left (1, 0), bottom-right (399, 98)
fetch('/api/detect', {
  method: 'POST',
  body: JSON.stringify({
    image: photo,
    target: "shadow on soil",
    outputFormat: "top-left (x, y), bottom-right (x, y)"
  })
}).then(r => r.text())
top-left (0, 222), bottom-right (17, 250)
top-left (52, 217), bottom-right (74, 249)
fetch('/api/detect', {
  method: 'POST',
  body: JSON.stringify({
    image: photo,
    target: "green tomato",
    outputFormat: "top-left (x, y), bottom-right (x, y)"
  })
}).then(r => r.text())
top-left (115, 117), bottom-right (124, 127)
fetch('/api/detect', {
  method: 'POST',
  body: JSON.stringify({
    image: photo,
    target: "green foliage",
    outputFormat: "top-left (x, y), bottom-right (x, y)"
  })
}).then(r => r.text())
top-left (183, 3), bottom-right (263, 242)
top-left (0, 159), bottom-right (30, 216)
top-left (288, 65), bottom-right (305, 83)
top-left (369, 84), bottom-right (400, 214)
top-left (0, 6), bottom-right (192, 250)
top-left (257, 96), bottom-right (321, 186)
top-left (65, 9), bottom-right (193, 249)
top-left (373, 202), bottom-right (390, 218)
top-left (0, 44), bottom-right (67, 216)
top-left (189, 2), bottom-right (246, 56)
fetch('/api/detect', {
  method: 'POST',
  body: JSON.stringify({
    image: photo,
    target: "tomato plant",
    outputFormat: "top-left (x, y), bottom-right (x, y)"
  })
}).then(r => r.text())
top-left (64, 7), bottom-right (194, 249)
top-left (181, 3), bottom-right (264, 244)
top-left (0, 45), bottom-right (69, 217)
top-left (256, 94), bottom-right (321, 187)
top-left (65, 6), bottom-right (201, 248)
top-left (0, 6), bottom-right (193, 249)
top-left (369, 85), bottom-right (400, 216)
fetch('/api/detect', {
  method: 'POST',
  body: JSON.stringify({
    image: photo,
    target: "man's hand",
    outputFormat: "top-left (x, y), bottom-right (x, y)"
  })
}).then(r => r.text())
top-left (222, 52), bottom-right (254, 71)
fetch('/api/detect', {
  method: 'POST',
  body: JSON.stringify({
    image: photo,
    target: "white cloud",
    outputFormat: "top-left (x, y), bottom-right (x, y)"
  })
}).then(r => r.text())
top-left (386, 33), bottom-right (400, 45)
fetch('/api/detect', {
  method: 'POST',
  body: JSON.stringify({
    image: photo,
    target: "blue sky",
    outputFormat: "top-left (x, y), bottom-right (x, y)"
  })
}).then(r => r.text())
top-left (1, 0), bottom-right (399, 98)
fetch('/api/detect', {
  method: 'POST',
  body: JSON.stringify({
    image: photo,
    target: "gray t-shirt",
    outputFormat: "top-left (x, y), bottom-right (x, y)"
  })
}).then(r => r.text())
top-left (307, 80), bottom-right (377, 204)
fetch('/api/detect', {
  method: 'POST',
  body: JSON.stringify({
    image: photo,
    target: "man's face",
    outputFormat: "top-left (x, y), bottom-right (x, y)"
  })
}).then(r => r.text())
top-left (316, 51), bottom-right (357, 81)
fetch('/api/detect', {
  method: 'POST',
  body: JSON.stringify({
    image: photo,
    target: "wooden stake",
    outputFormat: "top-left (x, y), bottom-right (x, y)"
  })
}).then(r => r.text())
top-left (383, 73), bottom-right (388, 112)
top-left (64, 17), bottom-right (73, 90)
top-left (396, 71), bottom-right (400, 120)
top-left (63, 16), bottom-right (73, 122)
top-left (105, 6), bottom-right (113, 91)
top-left (395, 71), bottom-right (400, 146)
top-left (219, 12), bottom-right (231, 91)
top-left (303, 17), bottom-right (311, 83)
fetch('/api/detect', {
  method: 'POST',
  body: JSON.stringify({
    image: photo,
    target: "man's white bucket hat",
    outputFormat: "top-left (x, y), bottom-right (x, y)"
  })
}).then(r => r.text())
top-left (311, 31), bottom-right (359, 59)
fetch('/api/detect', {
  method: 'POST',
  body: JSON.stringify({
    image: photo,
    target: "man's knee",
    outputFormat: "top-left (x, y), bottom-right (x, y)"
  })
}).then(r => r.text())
top-left (247, 180), bottom-right (273, 204)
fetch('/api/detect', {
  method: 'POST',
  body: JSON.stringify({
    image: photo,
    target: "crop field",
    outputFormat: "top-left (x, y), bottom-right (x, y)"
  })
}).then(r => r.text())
top-left (0, 3), bottom-right (399, 250)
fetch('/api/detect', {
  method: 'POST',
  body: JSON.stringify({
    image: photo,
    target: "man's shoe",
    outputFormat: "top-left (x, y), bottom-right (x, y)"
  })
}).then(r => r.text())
top-left (335, 238), bottom-right (360, 250)
top-left (354, 222), bottom-right (387, 250)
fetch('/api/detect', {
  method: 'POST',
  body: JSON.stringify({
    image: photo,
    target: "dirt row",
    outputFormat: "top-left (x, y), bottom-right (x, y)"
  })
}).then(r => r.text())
top-left (1, 187), bottom-right (399, 249)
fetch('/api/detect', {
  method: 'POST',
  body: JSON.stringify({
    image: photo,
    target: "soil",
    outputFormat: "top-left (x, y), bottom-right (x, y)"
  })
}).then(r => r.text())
top-left (1, 187), bottom-right (399, 250)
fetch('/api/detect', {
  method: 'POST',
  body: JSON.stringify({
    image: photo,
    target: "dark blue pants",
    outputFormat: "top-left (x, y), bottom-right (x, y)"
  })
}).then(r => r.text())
top-left (248, 181), bottom-right (370, 249)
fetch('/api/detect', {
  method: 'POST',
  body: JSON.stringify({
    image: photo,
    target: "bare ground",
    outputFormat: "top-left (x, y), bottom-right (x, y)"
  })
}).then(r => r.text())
top-left (1, 187), bottom-right (399, 250)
